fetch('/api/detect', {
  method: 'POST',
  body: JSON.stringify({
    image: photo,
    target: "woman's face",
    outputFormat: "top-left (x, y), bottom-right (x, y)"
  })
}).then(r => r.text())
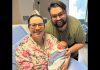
top-left (28, 16), bottom-right (45, 39)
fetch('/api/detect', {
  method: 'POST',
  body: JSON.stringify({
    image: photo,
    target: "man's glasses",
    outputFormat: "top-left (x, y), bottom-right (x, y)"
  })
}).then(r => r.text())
top-left (30, 23), bottom-right (44, 28)
top-left (51, 11), bottom-right (65, 19)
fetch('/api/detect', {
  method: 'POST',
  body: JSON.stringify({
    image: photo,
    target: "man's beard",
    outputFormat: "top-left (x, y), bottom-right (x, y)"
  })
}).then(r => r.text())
top-left (53, 19), bottom-right (67, 28)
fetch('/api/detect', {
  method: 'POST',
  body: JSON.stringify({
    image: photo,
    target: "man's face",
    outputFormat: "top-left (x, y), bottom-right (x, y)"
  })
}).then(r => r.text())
top-left (50, 7), bottom-right (67, 28)
top-left (28, 16), bottom-right (45, 39)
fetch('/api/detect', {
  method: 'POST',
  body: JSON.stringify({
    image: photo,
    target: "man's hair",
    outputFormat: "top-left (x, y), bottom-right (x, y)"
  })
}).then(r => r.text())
top-left (28, 14), bottom-right (44, 25)
top-left (48, 1), bottom-right (66, 12)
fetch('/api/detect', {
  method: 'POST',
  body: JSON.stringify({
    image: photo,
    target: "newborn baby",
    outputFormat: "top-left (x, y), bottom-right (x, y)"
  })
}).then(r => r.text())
top-left (48, 41), bottom-right (70, 70)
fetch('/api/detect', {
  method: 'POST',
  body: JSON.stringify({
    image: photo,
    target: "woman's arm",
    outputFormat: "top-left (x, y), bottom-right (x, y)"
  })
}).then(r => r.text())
top-left (16, 45), bottom-right (33, 70)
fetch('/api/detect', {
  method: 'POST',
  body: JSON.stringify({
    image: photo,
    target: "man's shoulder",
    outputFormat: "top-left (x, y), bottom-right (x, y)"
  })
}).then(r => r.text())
top-left (45, 20), bottom-right (52, 26)
top-left (68, 15), bottom-right (79, 21)
top-left (45, 20), bottom-right (54, 33)
top-left (68, 15), bottom-right (81, 26)
top-left (68, 16), bottom-right (82, 34)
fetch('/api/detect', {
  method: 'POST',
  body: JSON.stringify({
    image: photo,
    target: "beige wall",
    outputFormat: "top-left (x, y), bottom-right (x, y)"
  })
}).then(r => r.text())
top-left (13, 0), bottom-right (33, 25)
top-left (12, 0), bottom-right (59, 25)
top-left (34, 0), bottom-right (51, 19)
top-left (12, 0), bottom-right (21, 24)
top-left (18, 0), bottom-right (33, 24)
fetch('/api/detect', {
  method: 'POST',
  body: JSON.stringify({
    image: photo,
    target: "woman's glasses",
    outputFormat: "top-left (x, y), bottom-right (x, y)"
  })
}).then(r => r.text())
top-left (30, 23), bottom-right (44, 28)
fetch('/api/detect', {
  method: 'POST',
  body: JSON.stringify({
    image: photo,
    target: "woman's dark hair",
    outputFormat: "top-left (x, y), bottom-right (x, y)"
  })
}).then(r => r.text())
top-left (28, 14), bottom-right (45, 25)
top-left (48, 1), bottom-right (66, 12)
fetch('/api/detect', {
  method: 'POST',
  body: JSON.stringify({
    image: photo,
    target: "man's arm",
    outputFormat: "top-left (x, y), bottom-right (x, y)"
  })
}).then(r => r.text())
top-left (65, 19), bottom-right (86, 58)
top-left (69, 20), bottom-right (86, 53)
top-left (66, 43), bottom-right (85, 57)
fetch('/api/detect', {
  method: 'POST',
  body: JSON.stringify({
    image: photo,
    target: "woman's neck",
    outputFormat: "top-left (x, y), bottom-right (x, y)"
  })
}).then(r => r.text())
top-left (36, 37), bottom-right (44, 46)
top-left (31, 34), bottom-right (45, 49)
top-left (36, 37), bottom-right (45, 50)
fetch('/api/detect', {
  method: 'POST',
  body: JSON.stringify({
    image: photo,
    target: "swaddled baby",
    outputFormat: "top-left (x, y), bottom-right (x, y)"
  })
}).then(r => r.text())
top-left (48, 41), bottom-right (70, 70)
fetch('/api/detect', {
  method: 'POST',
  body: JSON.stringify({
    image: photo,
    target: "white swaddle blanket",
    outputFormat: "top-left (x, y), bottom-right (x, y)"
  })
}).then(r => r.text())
top-left (48, 47), bottom-right (66, 70)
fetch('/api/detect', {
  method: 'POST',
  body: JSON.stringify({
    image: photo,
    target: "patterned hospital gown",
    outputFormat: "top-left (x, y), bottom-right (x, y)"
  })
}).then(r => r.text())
top-left (16, 33), bottom-right (66, 70)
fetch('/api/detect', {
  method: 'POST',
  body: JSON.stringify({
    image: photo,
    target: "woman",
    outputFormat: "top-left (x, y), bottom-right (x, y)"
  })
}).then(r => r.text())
top-left (16, 14), bottom-right (69, 70)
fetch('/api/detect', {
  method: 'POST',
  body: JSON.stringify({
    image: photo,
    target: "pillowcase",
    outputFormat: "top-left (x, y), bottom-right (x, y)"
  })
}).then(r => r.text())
top-left (12, 26), bottom-right (28, 45)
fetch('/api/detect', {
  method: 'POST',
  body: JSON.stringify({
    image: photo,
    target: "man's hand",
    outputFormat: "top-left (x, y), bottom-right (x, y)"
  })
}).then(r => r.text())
top-left (64, 48), bottom-right (71, 58)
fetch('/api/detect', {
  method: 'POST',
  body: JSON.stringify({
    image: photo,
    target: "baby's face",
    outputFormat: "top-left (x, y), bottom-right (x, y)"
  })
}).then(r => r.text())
top-left (57, 41), bottom-right (67, 50)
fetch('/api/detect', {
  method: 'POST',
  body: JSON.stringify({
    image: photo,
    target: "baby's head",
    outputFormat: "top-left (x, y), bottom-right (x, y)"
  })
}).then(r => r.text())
top-left (48, 41), bottom-right (68, 69)
top-left (57, 41), bottom-right (68, 50)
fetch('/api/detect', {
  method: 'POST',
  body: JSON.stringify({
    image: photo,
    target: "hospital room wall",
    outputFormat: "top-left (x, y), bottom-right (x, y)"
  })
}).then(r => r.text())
top-left (13, 0), bottom-right (53, 25)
